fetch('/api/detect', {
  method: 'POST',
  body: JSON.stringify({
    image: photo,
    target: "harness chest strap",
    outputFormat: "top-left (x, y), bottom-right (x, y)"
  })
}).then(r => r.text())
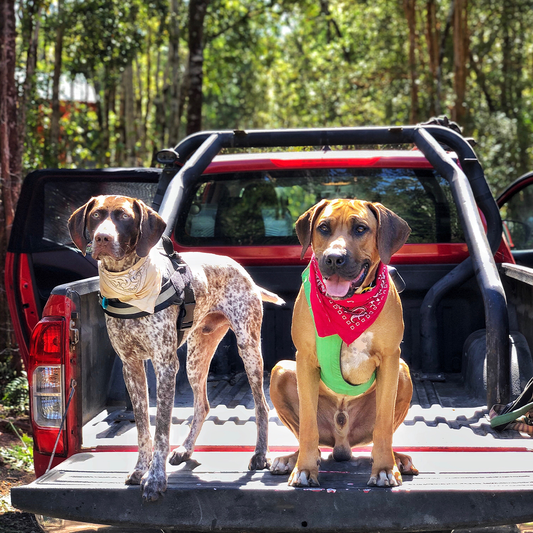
top-left (99, 252), bottom-right (196, 343)
top-left (302, 266), bottom-right (376, 396)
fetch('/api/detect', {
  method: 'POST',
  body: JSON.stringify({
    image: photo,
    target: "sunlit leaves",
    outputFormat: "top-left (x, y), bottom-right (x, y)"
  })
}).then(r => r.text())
top-left (65, 0), bottom-right (143, 83)
top-left (12, 0), bottom-right (533, 191)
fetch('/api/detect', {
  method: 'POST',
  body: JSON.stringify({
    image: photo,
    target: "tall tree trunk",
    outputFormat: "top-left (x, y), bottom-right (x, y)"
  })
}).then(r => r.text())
top-left (50, 0), bottom-right (64, 166)
top-left (0, 0), bottom-right (22, 370)
top-left (425, 0), bottom-right (439, 116)
top-left (403, 0), bottom-right (419, 124)
top-left (103, 84), bottom-right (112, 166)
top-left (123, 64), bottom-right (136, 167)
top-left (93, 74), bottom-right (112, 167)
top-left (153, 44), bottom-right (165, 156)
top-left (452, 0), bottom-right (468, 126)
top-left (437, 0), bottom-right (455, 116)
top-left (115, 82), bottom-right (126, 166)
top-left (501, 1), bottom-right (520, 117)
top-left (186, 0), bottom-right (210, 136)
top-left (134, 57), bottom-right (144, 165)
top-left (143, 24), bottom-right (152, 160)
top-left (167, 0), bottom-right (182, 145)
top-left (0, 0), bottom-right (21, 242)
top-left (18, 0), bottom-right (42, 156)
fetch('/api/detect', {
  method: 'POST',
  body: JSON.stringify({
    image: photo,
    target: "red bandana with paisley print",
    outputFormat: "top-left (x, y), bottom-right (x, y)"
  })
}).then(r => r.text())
top-left (308, 254), bottom-right (389, 345)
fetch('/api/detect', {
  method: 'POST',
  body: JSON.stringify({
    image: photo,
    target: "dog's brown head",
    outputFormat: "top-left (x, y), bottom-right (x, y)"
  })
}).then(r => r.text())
top-left (296, 199), bottom-right (411, 299)
top-left (68, 195), bottom-right (166, 264)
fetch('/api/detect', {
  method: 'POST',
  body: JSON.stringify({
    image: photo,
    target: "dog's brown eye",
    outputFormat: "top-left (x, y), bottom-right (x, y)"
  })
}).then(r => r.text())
top-left (317, 223), bottom-right (330, 235)
top-left (355, 225), bottom-right (367, 234)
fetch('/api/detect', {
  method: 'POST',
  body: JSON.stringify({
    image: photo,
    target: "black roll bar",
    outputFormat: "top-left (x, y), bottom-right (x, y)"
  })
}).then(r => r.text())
top-left (413, 129), bottom-right (509, 406)
top-left (157, 125), bottom-right (509, 406)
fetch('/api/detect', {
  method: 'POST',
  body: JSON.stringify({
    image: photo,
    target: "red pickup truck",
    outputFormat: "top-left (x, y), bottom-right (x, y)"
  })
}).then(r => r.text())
top-left (7, 125), bottom-right (533, 532)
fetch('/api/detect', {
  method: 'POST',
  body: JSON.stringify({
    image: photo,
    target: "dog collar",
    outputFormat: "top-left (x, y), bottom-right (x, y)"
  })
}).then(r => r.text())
top-left (302, 265), bottom-right (376, 396)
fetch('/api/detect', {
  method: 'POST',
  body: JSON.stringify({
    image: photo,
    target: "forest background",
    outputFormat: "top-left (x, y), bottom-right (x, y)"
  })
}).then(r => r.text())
top-left (0, 0), bottom-right (532, 374)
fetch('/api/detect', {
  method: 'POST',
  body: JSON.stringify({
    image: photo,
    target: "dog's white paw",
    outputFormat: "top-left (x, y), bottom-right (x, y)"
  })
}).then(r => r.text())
top-left (367, 469), bottom-right (401, 487)
top-left (288, 468), bottom-right (319, 487)
top-left (270, 453), bottom-right (298, 475)
top-left (270, 457), bottom-right (291, 475)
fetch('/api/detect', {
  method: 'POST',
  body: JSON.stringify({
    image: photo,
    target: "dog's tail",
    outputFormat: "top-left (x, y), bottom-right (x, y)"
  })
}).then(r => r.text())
top-left (259, 287), bottom-right (285, 306)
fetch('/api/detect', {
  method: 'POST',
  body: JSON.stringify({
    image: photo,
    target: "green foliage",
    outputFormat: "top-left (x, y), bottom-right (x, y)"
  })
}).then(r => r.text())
top-left (65, 0), bottom-right (143, 83)
top-left (0, 423), bottom-right (34, 473)
top-left (13, 0), bottom-right (533, 193)
top-left (2, 372), bottom-right (29, 415)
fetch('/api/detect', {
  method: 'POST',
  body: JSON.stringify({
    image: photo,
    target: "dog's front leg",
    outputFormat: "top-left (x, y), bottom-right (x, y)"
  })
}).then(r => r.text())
top-left (368, 348), bottom-right (402, 487)
top-left (289, 289), bottom-right (322, 487)
top-left (121, 359), bottom-right (152, 487)
top-left (289, 355), bottom-right (321, 486)
top-left (141, 353), bottom-right (178, 501)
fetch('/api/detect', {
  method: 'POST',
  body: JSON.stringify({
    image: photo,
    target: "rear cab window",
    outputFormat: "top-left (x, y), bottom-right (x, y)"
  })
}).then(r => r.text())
top-left (176, 152), bottom-right (464, 251)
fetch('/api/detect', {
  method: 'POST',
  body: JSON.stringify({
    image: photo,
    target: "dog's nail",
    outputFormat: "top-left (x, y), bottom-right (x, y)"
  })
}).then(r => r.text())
top-left (378, 471), bottom-right (388, 487)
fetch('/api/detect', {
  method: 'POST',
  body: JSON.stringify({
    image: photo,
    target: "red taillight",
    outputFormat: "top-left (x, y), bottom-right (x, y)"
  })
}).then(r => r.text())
top-left (29, 318), bottom-right (66, 456)
top-left (30, 320), bottom-right (64, 364)
top-left (38, 324), bottom-right (61, 355)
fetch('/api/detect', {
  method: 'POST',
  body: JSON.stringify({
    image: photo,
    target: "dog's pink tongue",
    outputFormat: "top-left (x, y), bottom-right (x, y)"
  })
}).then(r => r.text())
top-left (324, 276), bottom-right (351, 298)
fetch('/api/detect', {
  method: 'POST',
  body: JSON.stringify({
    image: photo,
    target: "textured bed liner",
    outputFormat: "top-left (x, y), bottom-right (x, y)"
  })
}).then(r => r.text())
top-left (82, 372), bottom-right (530, 450)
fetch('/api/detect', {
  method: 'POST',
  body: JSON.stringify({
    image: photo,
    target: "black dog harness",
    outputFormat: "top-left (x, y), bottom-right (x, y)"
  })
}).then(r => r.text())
top-left (99, 236), bottom-right (196, 344)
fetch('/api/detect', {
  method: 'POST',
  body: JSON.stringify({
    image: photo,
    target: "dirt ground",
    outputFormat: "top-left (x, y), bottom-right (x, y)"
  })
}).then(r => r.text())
top-left (0, 416), bottom-right (43, 533)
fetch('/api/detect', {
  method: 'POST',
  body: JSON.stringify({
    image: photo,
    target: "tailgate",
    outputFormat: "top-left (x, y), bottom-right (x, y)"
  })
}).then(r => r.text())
top-left (11, 449), bottom-right (533, 531)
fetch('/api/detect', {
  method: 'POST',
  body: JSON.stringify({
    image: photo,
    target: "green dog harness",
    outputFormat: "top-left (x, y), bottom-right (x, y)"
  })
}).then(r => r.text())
top-left (302, 266), bottom-right (376, 396)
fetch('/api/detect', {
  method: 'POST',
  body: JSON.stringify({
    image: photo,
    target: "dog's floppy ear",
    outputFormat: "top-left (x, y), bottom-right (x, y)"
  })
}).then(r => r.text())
top-left (134, 199), bottom-right (167, 258)
top-left (68, 198), bottom-right (97, 256)
top-left (295, 199), bottom-right (330, 260)
top-left (367, 202), bottom-right (411, 264)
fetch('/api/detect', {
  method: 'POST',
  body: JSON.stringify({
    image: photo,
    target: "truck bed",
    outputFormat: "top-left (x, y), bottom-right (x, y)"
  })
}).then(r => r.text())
top-left (13, 373), bottom-right (533, 531)
top-left (81, 372), bottom-right (522, 450)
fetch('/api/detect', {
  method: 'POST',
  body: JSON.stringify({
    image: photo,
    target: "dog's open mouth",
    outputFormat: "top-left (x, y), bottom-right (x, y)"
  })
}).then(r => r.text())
top-left (323, 263), bottom-right (370, 299)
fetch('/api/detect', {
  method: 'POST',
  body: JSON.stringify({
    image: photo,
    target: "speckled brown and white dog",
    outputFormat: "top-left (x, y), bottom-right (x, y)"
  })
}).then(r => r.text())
top-left (68, 195), bottom-right (283, 501)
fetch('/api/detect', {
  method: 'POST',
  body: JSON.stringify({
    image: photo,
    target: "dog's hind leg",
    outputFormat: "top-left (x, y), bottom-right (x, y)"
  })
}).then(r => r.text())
top-left (168, 314), bottom-right (229, 466)
top-left (232, 315), bottom-right (270, 471)
top-left (122, 359), bottom-right (152, 486)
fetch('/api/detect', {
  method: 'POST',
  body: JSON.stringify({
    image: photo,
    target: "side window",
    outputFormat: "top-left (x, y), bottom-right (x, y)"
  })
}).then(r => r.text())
top-left (500, 184), bottom-right (533, 251)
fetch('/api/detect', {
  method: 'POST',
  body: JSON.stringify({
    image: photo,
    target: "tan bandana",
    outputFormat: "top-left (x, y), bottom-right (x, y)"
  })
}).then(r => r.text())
top-left (98, 255), bottom-right (163, 314)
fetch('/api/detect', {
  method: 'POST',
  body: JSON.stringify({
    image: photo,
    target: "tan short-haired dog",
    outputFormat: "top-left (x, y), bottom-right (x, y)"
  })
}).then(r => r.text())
top-left (270, 198), bottom-right (418, 487)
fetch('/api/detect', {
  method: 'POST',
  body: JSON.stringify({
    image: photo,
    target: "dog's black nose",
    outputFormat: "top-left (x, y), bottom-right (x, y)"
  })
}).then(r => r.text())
top-left (95, 232), bottom-right (113, 244)
top-left (324, 251), bottom-right (346, 267)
